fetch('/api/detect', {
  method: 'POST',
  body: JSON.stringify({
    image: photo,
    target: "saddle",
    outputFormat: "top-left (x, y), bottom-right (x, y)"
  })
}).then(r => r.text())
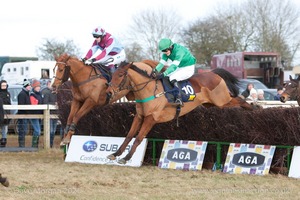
top-left (161, 77), bottom-right (196, 103)
top-left (92, 63), bottom-right (112, 82)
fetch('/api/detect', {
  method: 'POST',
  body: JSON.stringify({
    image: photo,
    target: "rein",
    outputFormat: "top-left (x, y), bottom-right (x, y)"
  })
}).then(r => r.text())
top-left (54, 59), bottom-right (105, 88)
top-left (108, 63), bottom-right (159, 103)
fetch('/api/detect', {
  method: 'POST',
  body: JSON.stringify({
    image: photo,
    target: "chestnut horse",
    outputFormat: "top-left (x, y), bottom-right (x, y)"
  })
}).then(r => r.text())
top-left (106, 61), bottom-right (253, 164)
top-left (280, 75), bottom-right (300, 105)
top-left (52, 53), bottom-right (132, 145)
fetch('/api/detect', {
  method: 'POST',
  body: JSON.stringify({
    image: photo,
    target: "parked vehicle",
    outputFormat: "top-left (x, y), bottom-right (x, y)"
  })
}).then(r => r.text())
top-left (1, 60), bottom-right (55, 85)
top-left (210, 52), bottom-right (284, 88)
top-left (237, 79), bottom-right (277, 101)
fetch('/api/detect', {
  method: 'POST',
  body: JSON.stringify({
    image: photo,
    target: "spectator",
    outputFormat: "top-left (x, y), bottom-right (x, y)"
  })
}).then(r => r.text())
top-left (17, 79), bottom-right (31, 147)
top-left (257, 89), bottom-right (265, 100)
top-left (246, 88), bottom-right (258, 101)
top-left (0, 80), bottom-right (11, 148)
top-left (30, 79), bottom-right (43, 148)
top-left (42, 80), bottom-right (58, 148)
top-left (274, 87), bottom-right (284, 100)
top-left (241, 83), bottom-right (254, 99)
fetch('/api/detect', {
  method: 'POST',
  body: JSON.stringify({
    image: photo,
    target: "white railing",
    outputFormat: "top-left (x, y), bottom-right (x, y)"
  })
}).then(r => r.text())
top-left (3, 104), bottom-right (58, 149)
top-left (246, 100), bottom-right (299, 108)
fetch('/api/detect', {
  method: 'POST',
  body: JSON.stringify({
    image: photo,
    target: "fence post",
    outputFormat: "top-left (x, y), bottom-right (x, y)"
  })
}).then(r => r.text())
top-left (43, 105), bottom-right (50, 149)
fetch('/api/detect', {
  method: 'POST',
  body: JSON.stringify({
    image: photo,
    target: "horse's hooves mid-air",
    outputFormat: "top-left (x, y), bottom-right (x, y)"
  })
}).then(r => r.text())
top-left (107, 154), bottom-right (116, 160)
top-left (117, 158), bottom-right (127, 165)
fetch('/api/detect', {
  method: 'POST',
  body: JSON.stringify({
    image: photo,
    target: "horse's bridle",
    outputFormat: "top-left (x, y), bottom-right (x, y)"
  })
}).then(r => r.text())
top-left (284, 81), bottom-right (300, 100)
top-left (107, 66), bottom-right (154, 95)
top-left (53, 61), bottom-right (71, 84)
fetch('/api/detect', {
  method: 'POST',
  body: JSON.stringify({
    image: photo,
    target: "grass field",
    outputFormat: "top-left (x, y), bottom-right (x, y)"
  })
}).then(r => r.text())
top-left (1, 136), bottom-right (300, 200)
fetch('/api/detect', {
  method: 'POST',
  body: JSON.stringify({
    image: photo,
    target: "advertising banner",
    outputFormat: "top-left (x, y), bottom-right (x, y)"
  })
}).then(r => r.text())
top-left (288, 146), bottom-right (300, 178)
top-left (158, 140), bottom-right (208, 170)
top-left (223, 143), bottom-right (275, 175)
top-left (65, 136), bottom-right (147, 167)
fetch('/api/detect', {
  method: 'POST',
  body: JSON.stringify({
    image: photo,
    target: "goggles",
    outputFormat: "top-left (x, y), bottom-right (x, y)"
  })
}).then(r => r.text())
top-left (162, 48), bottom-right (171, 52)
top-left (93, 34), bottom-right (101, 38)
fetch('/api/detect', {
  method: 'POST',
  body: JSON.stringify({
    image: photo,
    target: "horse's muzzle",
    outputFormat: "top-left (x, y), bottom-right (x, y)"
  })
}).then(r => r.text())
top-left (280, 95), bottom-right (287, 103)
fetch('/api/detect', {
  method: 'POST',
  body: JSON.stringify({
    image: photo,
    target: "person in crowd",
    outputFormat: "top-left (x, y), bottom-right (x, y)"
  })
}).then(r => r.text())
top-left (257, 89), bottom-right (265, 101)
top-left (151, 38), bottom-right (197, 106)
top-left (274, 86), bottom-right (284, 100)
top-left (17, 79), bottom-right (31, 147)
top-left (42, 80), bottom-right (58, 148)
top-left (0, 80), bottom-right (11, 147)
top-left (246, 88), bottom-right (258, 101)
top-left (30, 79), bottom-right (43, 148)
top-left (82, 26), bottom-right (126, 73)
top-left (241, 83), bottom-right (254, 99)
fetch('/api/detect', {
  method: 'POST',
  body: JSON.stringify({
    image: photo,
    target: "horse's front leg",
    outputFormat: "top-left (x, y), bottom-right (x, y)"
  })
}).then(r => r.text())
top-left (107, 114), bottom-right (143, 161)
top-left (118, 115), bottom-right (156, 164)
top-left (60, 100), bottom-right (82, 146)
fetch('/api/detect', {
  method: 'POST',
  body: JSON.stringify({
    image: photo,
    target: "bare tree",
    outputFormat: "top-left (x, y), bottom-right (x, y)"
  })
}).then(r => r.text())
top-left (124, 8), bottom-right (182, 61)
top-left (244, 0), bottom-right (300, 66)
top-left (36, 38), bottom-right (82, 60)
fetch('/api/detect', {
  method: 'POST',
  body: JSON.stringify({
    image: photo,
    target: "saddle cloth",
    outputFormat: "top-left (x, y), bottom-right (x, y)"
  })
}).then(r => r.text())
top-left (161, 77), bottom-right (196, 103)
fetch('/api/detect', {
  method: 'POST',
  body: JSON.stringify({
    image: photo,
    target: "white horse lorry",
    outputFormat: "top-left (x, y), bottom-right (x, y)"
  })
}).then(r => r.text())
top-left (0, 60), bottom-right (55, 85)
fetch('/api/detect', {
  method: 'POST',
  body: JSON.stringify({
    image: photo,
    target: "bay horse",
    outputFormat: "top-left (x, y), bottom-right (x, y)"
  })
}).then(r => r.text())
top-left (105, 61), bottom-right (253, 164)
top-left (280, 75), bottom-right (300, 105)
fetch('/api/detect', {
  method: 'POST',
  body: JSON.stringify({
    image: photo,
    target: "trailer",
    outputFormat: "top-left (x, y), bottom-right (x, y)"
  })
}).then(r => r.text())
top-left (0, 60), bottom-right (55, 85)
top-left (210, 52), bottom-right (284, 88)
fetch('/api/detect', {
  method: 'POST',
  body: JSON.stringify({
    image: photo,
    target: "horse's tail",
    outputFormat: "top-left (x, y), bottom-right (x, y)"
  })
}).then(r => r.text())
top-left (211, 68), bottom-right (239, 97)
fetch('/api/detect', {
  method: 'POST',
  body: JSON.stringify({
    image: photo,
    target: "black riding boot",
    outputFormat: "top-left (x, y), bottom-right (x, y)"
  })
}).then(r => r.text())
top-left (18, 136), bottom-right (25, 148)
top-left (0, 138), bottom-right (7, 148)
top-left (171, 80), bottom-right (183, 106)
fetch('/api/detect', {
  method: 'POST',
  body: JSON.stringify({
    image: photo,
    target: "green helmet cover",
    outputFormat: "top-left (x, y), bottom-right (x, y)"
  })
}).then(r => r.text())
top-left (158, 38), bottom-right (173, 51)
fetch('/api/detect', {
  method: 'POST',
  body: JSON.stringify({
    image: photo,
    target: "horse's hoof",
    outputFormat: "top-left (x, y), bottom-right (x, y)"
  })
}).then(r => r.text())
top-left (60, 137), bottom-right (70, 146)
top-left (107, 154), bottom-right (116, 160)
top-left (117, 158), bottom-right (127, 165)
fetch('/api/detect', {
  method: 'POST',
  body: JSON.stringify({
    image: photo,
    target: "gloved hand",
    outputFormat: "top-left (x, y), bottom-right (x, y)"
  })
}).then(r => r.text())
top-left (81, 58), bottom-right (87, 63)
top-left (156, 73), bottom-right (164, 80)
top-left (85, 58), bottom-right (96, 65)
top-left (151, 69), bottom-right (159, 79)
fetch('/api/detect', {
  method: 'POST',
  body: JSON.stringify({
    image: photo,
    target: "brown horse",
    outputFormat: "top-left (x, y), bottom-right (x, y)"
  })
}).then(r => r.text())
top-left (105, 61), bottom-right (253, 164)
top-left (53, 53), bottom-right (132, 145)
top-left (280, 75), bottom-right (300, 105)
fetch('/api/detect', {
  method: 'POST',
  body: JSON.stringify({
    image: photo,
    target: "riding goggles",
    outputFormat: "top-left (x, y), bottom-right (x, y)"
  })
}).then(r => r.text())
top-left (93, 34), bottom-right (101, 38)
top-left (162, 48), bottom-right (171, 52)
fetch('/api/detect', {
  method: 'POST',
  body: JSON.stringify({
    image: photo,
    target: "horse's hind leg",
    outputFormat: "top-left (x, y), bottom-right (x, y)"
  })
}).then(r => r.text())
top-left (107, 115), bottom-right (143, 161)
top-left (223, 97), bottom-right (253, 111)
top-left (118, 115), bottom-right (156, 164)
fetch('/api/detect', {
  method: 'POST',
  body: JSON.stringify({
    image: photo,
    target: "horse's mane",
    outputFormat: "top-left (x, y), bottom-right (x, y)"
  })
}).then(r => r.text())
top-left (119, 61), bottom-right (152, 78)
top-left (211, 68), bottom-right (240, 97)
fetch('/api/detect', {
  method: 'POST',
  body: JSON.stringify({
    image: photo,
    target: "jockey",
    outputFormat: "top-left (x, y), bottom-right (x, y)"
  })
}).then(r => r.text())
top-left (82, 26), bottom-right (126, 73)
top-left (151, 38), bottom-right (196, 106)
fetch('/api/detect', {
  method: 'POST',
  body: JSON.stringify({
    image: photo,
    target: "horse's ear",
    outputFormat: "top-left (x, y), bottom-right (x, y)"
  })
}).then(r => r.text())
top-left (297, 75), bottom-right (300, 81)
top-left (290, 75), bottom-right (293, 81)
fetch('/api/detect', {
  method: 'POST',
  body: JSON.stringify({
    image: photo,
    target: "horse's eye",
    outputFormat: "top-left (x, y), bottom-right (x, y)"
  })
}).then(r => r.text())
top-left (118, 73), bottom-right (123, 77)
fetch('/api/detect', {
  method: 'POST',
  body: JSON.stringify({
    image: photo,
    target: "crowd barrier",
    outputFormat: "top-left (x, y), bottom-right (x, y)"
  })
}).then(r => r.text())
top-left (3, 104), bottom-right (58, 149)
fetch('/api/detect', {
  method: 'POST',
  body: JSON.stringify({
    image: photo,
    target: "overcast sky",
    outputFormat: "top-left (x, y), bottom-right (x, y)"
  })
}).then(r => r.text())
top-left (1, 0), bottom-right (300, 63)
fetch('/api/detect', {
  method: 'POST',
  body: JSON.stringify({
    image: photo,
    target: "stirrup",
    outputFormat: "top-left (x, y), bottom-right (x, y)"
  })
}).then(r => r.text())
top-left (175, 98), bottom-right (183, 107)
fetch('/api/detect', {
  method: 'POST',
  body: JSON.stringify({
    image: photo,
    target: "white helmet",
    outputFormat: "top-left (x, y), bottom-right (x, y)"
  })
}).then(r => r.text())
top-left (92, 26), bottom-right (106, 37)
